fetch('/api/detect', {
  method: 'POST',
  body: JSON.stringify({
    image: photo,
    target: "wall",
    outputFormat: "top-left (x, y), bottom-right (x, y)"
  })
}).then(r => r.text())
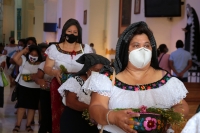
top-left (34, 0), bottom-right (44, 43)
top-left (3, 0), bottom-right (15, 44)
top-left (75, 0), bottom-right (90, 44)
top-left (106, 0), bottom-right (119, 59)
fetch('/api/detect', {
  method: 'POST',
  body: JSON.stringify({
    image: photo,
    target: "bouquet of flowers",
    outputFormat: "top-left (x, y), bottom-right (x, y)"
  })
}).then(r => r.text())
top-left (82, 105), bottom-right (184, 132)
top-left (60, 65), bottom-right (71, 84)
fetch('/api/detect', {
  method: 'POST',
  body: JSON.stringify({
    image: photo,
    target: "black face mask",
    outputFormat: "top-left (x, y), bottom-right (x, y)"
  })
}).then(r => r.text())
top-left (11, 40), bottom-right (15, 44)
top-left (65, 34), bottom-right (78, 43)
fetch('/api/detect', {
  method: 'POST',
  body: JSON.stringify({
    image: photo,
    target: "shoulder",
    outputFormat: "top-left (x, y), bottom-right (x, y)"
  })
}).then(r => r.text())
top-left (83, 44), bottom-right (93, 53)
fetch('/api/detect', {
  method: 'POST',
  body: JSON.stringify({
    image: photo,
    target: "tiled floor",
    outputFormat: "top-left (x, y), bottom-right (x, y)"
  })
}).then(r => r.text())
top-left (0, 84), bottom-right (39, 133)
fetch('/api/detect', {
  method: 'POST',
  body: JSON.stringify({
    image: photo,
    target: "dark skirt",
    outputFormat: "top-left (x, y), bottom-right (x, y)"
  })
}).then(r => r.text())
top-left (0, 87), bottom-right (4, 107)
top-left (60, 106), bottom-right (99, 133)
top-left (39, 89), bottom-right (52, 133)
top-left (6, 56), bottom-right (11, 68)
top-left (16, 84), bottom-right (40, 110)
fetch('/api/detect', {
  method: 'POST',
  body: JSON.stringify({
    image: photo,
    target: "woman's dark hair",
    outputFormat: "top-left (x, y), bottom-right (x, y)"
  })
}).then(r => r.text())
top-left (26, 45), bottom-right (43, 62)
top-left (38, 43), bottom-right (49, 50)
top-left (18, 39), bottom-right (26, 45)
top-left (176, 40), bottom-right (184, 48)
top-left (59, 18), bottom-right (82, 43)
top-left (118, 24), bottom-right (160, 72)
top-left (157, 44), bottom-right (167, 57)
top-left (24, 37), bottom-right (37, 48)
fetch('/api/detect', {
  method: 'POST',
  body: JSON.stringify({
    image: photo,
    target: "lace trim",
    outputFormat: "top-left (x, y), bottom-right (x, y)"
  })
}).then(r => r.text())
top-left (55, 43), bottom-right (84, 55)
top-left (58, 77), bottom-right (81, 97)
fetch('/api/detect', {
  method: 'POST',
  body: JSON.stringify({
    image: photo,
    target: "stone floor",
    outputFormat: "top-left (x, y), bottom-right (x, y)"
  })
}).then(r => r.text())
top-left (0, 85), bottom-right (39, 133)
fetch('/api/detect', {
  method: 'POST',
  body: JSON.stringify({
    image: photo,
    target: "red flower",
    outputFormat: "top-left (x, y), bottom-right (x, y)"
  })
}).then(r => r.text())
top-left (104, 72), bottom-right (109, 76)
top-left (140, 105), bottom-right (147, 113)
top-left (161, 80), bottom-right (165, 84)
top-left (147, 86), bottom-right (151, 90)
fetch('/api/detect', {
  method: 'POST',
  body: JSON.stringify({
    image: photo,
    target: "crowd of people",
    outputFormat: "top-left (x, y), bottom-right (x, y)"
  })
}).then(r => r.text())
top-left (0, 18), bottom-right (196, 133)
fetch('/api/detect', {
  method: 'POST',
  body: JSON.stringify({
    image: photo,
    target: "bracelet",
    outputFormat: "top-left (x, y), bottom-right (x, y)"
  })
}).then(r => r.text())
top-left (106, 110), bottom-right (113, 125)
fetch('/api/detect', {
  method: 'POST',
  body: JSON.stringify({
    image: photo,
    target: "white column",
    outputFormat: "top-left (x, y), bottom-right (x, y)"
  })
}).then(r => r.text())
top-left (43, 0), bottom-right (58, 43)
top-left (34, 0), bottom-right (44, 43)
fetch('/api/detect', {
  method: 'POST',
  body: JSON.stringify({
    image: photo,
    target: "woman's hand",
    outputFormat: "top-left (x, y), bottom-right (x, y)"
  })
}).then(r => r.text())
top-left (22, 47), bottom-right (29, 55)
top-left (38, 79), bottom-right (48, 89)
top-left (109, 109), bottom-right (140, 133)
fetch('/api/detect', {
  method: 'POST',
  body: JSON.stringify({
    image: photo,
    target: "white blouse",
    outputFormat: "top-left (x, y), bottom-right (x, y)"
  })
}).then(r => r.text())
top-left (83, 72), bottom-right (188, 133)
top-left (181, 112), bottom-right (200, 133)
top-left (45, 44), bottom-right (93, 73)
top-left (58, 76), bottom-right (91, 105)
top-left (18, 56), bottom-right (40, 88)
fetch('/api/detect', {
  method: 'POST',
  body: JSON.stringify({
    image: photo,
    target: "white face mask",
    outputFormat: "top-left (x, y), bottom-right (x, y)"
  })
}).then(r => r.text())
top-left (29, 55), bottom-right (38, 63)
top-left (129, 47), bottom-right (152, 68)
top-left (18, 46), bottom-right (23, 51)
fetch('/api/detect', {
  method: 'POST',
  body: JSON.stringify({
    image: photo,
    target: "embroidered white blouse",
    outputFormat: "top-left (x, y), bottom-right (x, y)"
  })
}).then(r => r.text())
top-left (82, 71), bottom-right (188, 133)
top-left (45, 44), bottom-right (93, 73)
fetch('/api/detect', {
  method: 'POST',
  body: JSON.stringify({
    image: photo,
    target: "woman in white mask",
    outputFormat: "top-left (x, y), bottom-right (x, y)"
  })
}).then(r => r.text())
top-left (12, 45), bottom-right (43, 132)
top-left (84, 21), bottom-right (189, 133)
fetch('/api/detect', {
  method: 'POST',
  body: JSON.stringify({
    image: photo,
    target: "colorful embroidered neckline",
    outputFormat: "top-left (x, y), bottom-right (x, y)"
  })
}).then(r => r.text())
top-left (55, 44), bottom-right (84, 55)
top-left (104, 72), bottom-right (172, 91)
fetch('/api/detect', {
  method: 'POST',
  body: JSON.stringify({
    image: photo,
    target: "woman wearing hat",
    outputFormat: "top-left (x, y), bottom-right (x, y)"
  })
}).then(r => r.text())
top-left (84, 22), bottom-right (189, 133)
top-left (58, 53), bottom-right (110, 133)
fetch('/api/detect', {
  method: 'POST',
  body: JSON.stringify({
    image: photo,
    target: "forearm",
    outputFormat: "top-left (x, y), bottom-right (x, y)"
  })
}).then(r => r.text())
top-left (13, 51), bottom-right (23, 65)
top-left (89, 105), bottom-right (109, 125)
top-left (170, 66), bottom-right (178, 75)
top-left (44, 66), bottom-right (57, 77)
top-left (172, 100), bottom-right (189, 119)
top-left (181, 64), bottom-right (192, 74)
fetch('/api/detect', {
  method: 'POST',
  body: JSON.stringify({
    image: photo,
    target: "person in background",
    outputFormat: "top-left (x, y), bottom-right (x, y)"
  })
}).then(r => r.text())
top-left (157, 44), bottom-right (171, 73)
top-left (44, 18), bottom-right (93, 133)
top-left (32, 43), bottom-right (53, 133)
top-left (90, 43), bottom-right (96, 54)
top-left (58, 53), bottom-right (110, 133)
top-left (0, 54), bottom-right (6, 108)
top-left (12, 45), bottom-right (43, 132)
top-left (169, 40), bottom-right (192, 82)
top-left (2, 37), bottom-right (19, 68)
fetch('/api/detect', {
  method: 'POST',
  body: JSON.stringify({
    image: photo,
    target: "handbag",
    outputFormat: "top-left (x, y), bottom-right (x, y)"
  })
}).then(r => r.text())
top-left (11, 59), bottom-right (26, 102)
top-left (0, 67), bottom-right (9, 87)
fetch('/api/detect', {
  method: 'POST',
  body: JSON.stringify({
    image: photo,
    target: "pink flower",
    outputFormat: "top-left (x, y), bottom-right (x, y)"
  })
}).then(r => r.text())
top-left (161, 80), bottom-right (165, 84)
top-left (135, 87), bottom-right (139, 91)
top-left (140, 105), bottom-right (147, 113)
top-left (143, 117), bottom-right (157, 131)
top-left (104, 72), bottom-right (109, 76)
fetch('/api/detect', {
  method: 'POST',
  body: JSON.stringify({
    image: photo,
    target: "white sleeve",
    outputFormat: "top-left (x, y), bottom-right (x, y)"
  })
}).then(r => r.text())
top-left (82, 71), bottom-right (112, 97)
top-left (38, 62), bottom-right (45, 71)
top-left (45, 44), bottom-right (56, 60)
top-left (181, 112), bottom-right (200, 133)
top-left (83, 44), bottom-right (93, 53)
top-left (58, 77), bottom-right (82, 97)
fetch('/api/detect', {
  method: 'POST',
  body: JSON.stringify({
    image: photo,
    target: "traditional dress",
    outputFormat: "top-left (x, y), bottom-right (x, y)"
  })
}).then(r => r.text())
top-left (45, 43), bottom-right (92, 133)
top-left (83, 71), bottom-right (188, 133)
top-left (58, 76), bottom-right (98, 133)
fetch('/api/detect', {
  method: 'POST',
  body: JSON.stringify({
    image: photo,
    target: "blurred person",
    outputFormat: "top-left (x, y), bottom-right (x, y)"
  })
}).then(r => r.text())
top-left (0, 54), bottom-right (6, 108)
top-left (12, 45), bottom-right (43, 132)
top-left (90, 43), bottom-right (96, 54)
top-left (44, 18), bottom-right (93, 133)
top-left (169, 40), bottom-right (192, 82)
top-left (157, 44), bottom-right (171, 73)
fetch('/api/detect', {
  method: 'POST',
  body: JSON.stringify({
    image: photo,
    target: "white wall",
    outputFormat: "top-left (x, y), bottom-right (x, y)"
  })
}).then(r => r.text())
top-left (43, 0), bottom-right (58, 43)
top-left (75, 0), bottom-right (90, 44)
top-left (3, 1), bottom-right (15, 44)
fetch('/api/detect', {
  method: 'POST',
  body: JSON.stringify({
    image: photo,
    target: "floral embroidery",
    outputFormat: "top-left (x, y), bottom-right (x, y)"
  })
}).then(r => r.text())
top-left (133, 118), bottom-right (145, 131)
top-left (103, 71), bottom-right (172, 91)
top-left (143, 117), bottom-right (157, 131)
top-left (55, 44), bottom-right (84, 55)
